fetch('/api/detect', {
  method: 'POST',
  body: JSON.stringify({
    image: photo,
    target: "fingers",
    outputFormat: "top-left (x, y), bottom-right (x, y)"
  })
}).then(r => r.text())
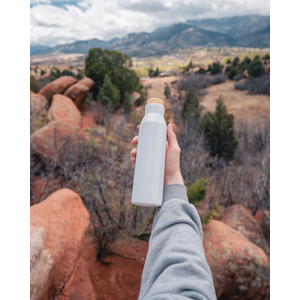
top-left (131, 147), bottom-right (137, 157)
top-left (137, 125), bottom-right (140, 131)
top-left (132, 136), bottom-right (138, 145)
top-left (167, 123), bottom-right (180, 150)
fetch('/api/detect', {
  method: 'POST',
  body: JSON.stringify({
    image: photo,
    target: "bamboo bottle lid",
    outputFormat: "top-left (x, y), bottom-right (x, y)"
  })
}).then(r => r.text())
top-left (147, 98), bottom-right (164, 106)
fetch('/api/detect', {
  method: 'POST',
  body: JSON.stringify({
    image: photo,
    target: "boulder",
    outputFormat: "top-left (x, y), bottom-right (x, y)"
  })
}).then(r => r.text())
top-left (203, 220), bottom-right (270, 299)
top-left (30, 177), bottom-right (63, 205)
top-left (64, 84), bottom-right (89, 110)
top-left (223, 205), bottom-right (270, 255)
top-left (30, 91), bottom-right (48, 115)
top-left (38, 76), bottom-right (77, 102)
top-left (69, 256), bottom-right (97, 300)
top-left (77, 77), bottom-right (95, 90)
top-left (47, 94), bottom-right (82, 127)
top-left (30, 189), bottom-right (89, 300)
top-left (255, 210), bottom-right (270, 234)
top-left (30, 121), bottom-right (84, 162)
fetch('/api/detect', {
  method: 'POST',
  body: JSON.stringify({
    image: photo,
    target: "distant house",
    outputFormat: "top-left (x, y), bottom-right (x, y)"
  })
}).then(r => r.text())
top-left (159, 71), bottom-right (173, 77)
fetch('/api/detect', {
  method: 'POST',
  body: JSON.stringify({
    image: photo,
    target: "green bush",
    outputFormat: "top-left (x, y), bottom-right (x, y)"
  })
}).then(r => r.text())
top-left (232, 57), bottom-right (240, 67)
top-left (210, 62), bottom-right (223, 75)
top-left (248, 57), bottom-right (264, 78)
top-left (181, 86), bottom-right (201, 121)
top-left (99, 74), bottom-right (120, 110)
top-left (164, 84), bottom-right (171, 99)
top-left (187, 179), bottom-right (208, 205)
top-left (198, 67), bottom-right (207, 74)
top-left (85, 48), bottom-right (139, 104)
top-left (200, 96), bottom-right (238, 161)
top-left (123, 91), bottom-right (132, 114)
top-left (30, 75), bottom-right (40, 93)
top-left (226, 58), bottom-right (231, 64)
top-left (226, 67), bottom-right (238, 80)
top-left (263, 53), bottom-right (270, 61)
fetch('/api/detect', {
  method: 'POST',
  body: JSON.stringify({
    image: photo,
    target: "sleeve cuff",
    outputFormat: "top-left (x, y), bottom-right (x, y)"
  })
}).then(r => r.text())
top-left (162, 184), bottom-right (189, 204)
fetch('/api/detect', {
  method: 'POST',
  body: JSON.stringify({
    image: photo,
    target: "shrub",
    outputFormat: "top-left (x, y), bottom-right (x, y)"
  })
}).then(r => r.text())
top-left (85, 48), bottom-right (139, 103)
top-left (227, 67), bottom-right (238, 80)
top-left (232, 57), bottom-right (240, 67)
top-left (181, 86), bottom-right (201, 121)
top-left (210, 62), bottom-right (223, 75)
top-left (226, 58), bottom-right (231, 64)
top-left (235, 76), bottom-right (270, 95)
top-left (187, 179), bottom-right (208, 205)
top-left (200, 96), bottom-right (238, 161)
top-left (123, 91), bottom-right (132, 114)
top-left (30, 75), bottom-right (40, 93)
top-left (248, 57), bottom-right (264, 78)
top-left (164, 84), bottom-right (171, 99)
top-left (99, 74), bottom-right (120, 111)
top-left (198, 67), bottom-right (207, 74)
top-left (263, 53), bottom-right (270, 61)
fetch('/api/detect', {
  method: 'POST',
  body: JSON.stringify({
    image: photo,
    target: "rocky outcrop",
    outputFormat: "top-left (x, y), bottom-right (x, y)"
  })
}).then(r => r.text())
top-left (255, 210), bottom-right (270, 235)
top-left (47, 94), bottom-right (82, 127)
top-left (30, 121), bottom-right (84, 162)
top-left (203, 220), bottom-right (270, 300)
top-left (38, 76), bottom-right (77, 102)
top-left (223, 205), bottom-right (270, 255)
top-left (64, 84), bottom-right (89, 110)
top-left (77, 77), bottom-right (95, 90)
top-left (30, 189), bottom-right (90, 300)
top-left (30, 91), bottom-right (48, 115)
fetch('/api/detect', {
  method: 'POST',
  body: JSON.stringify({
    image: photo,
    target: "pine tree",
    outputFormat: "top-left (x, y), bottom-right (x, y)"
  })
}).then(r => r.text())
top-left (99, 74), bottom-right (120, 111)
top-left (200, 96), bottom-right (238, 161)
top-left (181, 86), bottom-right (201, 122)
top-left (164, 84), bottom-right (171, 99)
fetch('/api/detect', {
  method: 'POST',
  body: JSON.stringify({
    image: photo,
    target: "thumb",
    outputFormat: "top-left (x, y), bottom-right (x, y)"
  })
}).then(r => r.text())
top-left (167, 123), bottom-right (179, 149)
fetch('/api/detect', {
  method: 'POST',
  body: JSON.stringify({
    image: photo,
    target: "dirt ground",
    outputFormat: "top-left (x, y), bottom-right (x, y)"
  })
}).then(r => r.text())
top-left (142, 77), bottom-right (270, 122)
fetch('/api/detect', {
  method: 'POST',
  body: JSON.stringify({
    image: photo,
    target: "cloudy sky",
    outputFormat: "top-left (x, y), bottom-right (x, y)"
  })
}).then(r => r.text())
top-left (30, 0), bottom-right (270, 47)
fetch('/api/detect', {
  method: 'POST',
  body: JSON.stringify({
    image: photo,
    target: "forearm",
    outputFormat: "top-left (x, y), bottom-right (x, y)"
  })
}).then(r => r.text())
top-left (138, 184), bottom-right (217, 300)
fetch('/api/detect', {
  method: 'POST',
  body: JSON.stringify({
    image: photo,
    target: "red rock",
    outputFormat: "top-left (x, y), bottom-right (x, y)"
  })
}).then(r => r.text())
top-left (64, 84), bottom-right (89, 110)
top-left (47, 94), bottom-right (82, 127)
top-left (77, 77), bottom-right (95, 90)
top-left (30, 121), bottom-right (84, 162)
top-left (30, 177), bottom-right (62, 205)
top-left (223, 205), bottom-right (269, 255)
top-left (255, 210), bottom-right (270, 233)
top-left (30, 91), bottom-right (48, 114)
top-left (30, 188), bottom-right (89, 300)
top-left (203, 220), bottom-right (270, 299)
top-left (38, 76), bottom-right (77, 102)
top-left (70, 237), bottom-right (148, 300)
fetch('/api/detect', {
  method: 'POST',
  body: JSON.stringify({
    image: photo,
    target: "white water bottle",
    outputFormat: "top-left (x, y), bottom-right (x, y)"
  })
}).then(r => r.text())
top-left (131, 98), bottom-right (167, 207)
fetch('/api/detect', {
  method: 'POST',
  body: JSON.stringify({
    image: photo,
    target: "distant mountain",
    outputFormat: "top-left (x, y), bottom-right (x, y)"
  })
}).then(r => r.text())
top-left (32, 38), bottom-right (119, 56)
top-left (30, 45), bottom-right (50, 55)
top-left (236, 25), bottom-right (270, 48)
top-left (31, 15), bottom-right (270, 57)
top-left (186, 15), bottom-right (270, 39)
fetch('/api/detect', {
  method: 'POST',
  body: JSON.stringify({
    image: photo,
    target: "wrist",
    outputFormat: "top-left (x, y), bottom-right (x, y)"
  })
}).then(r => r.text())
top-left (164, 171), bottom-right (184, 187)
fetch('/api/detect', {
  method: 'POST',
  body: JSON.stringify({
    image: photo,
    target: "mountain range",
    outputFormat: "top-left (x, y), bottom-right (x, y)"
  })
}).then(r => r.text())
top-left (31, 15), bottom-right (270, 57)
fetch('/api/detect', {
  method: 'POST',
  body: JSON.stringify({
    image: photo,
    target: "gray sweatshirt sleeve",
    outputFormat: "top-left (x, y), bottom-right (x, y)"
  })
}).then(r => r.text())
top-left (138, 184), bottom-right (217, 300)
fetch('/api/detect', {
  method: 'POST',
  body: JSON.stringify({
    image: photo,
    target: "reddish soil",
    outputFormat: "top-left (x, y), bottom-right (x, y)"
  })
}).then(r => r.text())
top-left (71, 236), bottom-right (149, 300)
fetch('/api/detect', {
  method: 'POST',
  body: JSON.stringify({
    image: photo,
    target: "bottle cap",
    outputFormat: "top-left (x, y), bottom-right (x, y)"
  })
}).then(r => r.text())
top-left (147, 98), bottom-right (164, 106)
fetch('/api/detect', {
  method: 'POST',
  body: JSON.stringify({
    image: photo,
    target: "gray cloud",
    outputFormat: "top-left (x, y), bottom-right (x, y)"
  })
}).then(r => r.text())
top-left (30, 0), bottom-right (270, 46)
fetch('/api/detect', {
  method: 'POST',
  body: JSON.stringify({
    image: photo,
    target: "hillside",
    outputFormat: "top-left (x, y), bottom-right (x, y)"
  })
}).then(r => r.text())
top-left (31, 15), bottom-right (270, 57)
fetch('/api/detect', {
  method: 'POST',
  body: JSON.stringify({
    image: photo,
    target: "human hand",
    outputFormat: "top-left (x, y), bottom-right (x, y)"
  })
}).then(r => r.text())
top-left (131, 123), bottom-right (184, 187)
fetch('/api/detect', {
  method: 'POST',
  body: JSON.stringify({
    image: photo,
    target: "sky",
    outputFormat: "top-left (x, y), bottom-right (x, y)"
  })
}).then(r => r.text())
top-left (30, 0), bottom-right (270, 47)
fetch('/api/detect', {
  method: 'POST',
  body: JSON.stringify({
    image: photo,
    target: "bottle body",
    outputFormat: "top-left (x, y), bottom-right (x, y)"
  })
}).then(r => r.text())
top-left (131, 103), bottom-right (167, 207)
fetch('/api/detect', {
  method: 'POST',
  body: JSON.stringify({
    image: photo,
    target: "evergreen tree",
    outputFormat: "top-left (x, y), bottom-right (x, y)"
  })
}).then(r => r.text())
top-left (181, 86), bottom-right (201, 122)
top-left (85, 48), bottom-right (139, 103)
top-left (210, 62), bottom-right (223, 75)
top-left (164, 84), bottom-right (171, 99)
top-left (200, 96), bottom-right (238, 161)
top-left (99, 74), bottom-right (120, 111)
top-left (123, 91), bottom-right (132, 114)
top-left (248, 57), bottom-right (264, 77)
top-left (232, 57), bottom-right (240, 67)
